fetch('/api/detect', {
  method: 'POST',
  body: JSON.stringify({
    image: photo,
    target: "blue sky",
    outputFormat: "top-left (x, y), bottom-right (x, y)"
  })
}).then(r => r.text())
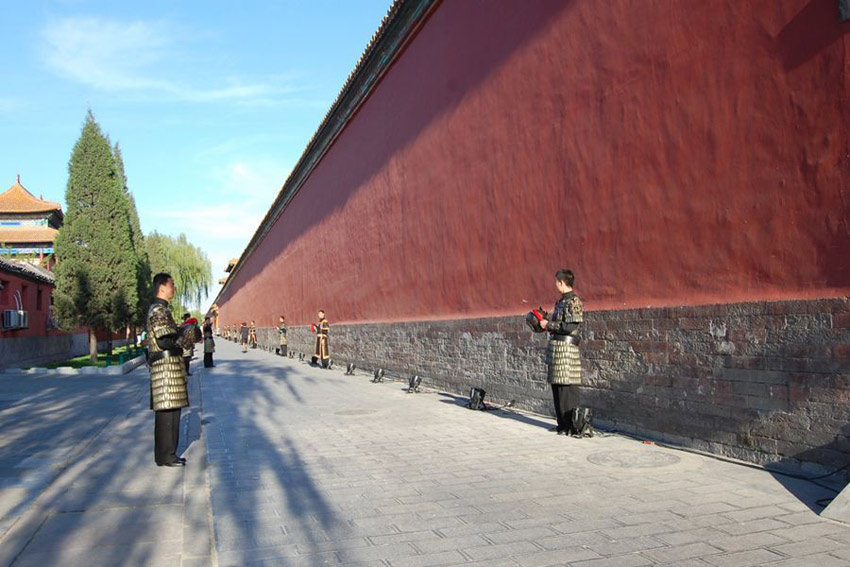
top-left (0, 0), bottom-right (393, 308)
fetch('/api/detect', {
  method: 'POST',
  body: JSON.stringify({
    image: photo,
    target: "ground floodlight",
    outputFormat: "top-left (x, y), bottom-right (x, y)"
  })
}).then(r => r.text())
top-left (407, 375), bottom-right (422, 393)
top-left (372, 368), bottom-right (384, 383)
top-left (467, 387), bottom-right (486, 410)
top-left (345, 363), bottom-right (356, 375)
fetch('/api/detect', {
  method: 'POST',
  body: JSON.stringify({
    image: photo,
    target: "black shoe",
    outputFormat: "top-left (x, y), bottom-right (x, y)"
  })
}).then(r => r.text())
top-left (557, 429), bottom-right (568, 435)
top-left (548, 426), bottom-right (560, 432)
top-left (157, 460), bottom-right (185, 467)
top-left (177, 457), bottom-right (187, 464)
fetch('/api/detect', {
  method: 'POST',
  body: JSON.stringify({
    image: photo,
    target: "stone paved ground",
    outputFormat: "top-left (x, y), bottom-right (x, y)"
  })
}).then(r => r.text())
top-left (0, 339), bottom-right (848, 566)
top-left (0, 362), bottom-right (212, 566)
top-left (204, 341), bottom-right (848, 567)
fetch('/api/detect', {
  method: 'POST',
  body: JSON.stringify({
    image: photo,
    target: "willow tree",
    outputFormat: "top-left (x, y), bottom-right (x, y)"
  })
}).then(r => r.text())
top-left (146, 231), bottom-right (212, 317)
top-left (54, 111), bottom-right (139, 361)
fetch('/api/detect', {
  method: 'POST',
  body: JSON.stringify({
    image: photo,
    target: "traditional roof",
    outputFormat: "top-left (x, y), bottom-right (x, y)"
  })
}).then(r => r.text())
top-left (0, 176), bottom-right (63, 215)
top-left (0, 257), bottom-right (54, 285)
top-left (225, 258), bottom-right (238, 272)
top-left (0, 226), bottom-right (59, 244)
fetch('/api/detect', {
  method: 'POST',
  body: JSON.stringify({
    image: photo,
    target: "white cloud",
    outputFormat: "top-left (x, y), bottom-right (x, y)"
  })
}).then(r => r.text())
top-left (41, 18), bottom-right (173, 90)
top-left (40, 17), bottom-right (300, 104)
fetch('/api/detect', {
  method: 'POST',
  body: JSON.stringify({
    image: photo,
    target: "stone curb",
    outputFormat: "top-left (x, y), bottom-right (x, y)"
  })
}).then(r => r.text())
top-left (2, 355), bottom-right (146, 376)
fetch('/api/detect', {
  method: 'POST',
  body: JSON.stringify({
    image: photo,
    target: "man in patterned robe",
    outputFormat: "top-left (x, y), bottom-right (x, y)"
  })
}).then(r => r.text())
top-left (540, 269), bottom-right (583, 435)
top-left (146, 273), bottom-right (199, 467)
top-left (312, 310), bottom-right (330, 368)
top-left (277, 315), bottom-right (287, 357)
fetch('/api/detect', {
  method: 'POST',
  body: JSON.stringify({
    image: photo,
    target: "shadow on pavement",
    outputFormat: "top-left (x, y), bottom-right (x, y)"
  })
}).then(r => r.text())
top-left (0, 369), bottom-right (186, 566)
top-left (436, 391), bottom-right (554, 431)
top-left (200, 342), bottom-right (344, 565)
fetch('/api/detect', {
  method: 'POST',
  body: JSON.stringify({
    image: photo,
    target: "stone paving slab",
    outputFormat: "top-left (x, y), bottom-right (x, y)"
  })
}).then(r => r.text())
top-left (0, 360), bottom-right (213, 567)
top-left (202, 340), bottom-right (849, 567)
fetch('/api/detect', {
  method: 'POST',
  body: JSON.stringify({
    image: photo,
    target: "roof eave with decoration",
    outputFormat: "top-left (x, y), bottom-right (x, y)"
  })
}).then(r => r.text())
top-left (0, 176), bottom-right (63, 217)
top-left (212, 0), bottom-right (439, 309)
top-left (0, 257), bottom-right (55, 285)
top-left (0, 226), bottom-right (59, 244)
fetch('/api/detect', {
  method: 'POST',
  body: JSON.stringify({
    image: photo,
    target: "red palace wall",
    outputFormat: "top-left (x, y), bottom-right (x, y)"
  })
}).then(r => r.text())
top-left (0, 270), bottom-right (126, 368)
top-left (0, 271), bottom-right (57, 339)
top-left (217, 0), bottom-right (849, 329)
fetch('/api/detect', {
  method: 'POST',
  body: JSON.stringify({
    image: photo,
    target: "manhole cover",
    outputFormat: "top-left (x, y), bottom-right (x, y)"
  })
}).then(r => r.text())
top-left (334, 409), bottom-right (378, 416)
top-left (587, 449), bottom-right (681, 469)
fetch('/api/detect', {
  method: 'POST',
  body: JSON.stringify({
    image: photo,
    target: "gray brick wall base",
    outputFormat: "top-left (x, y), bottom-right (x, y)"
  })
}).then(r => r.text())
top-left (248, 297), bottom-right (850, 477)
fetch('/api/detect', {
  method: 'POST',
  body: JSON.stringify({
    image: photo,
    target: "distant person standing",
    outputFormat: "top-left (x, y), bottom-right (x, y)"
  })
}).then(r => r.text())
top-left (539, 269), bottom-right (583, 435)
top-left (240, 322), bottom-right (249, 352)
top-left (203, 317), bottom-right (215, 368)
top-left (311, 310), bottom-right (330, 368)
top-left (146, 273), bottom-right (198, 467)
top-left (181, 313), bottom-right (198, 376)
top-left (249, 320), bottom-right (258, 349)
top-left (277, 315), bottom-right (287, 357)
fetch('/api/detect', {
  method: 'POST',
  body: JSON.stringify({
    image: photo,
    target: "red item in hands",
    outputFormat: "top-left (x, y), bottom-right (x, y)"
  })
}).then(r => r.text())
top-left (311, 324), bottom-right (316, 333)
top-left (183, 318), bottom-right (198, 327)
top-left (531, 309), bottom-right (546, 322)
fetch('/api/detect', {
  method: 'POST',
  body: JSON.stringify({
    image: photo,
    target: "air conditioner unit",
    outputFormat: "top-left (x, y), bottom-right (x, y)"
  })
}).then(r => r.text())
top-left (2, 310), bottom-right (27, 330)
top-left (3, 310), bottom-right (20, 329)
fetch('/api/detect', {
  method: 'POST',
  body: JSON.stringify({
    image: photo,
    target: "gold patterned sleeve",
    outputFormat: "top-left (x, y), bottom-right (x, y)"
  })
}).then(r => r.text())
top-left (148, 304), bottom-right (179, 340)
top-left (567, 296), bottom-right (584, 324)
top-left (177, 325), bottom-right (198, 351)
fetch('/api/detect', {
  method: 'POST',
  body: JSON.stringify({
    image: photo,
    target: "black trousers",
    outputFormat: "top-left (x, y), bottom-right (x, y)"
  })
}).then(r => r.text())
top-left (184, 357), bottom-right (191, 375)
top-left (204, 353), bottom-right (213, 367)
top-left (551, 384), bottom-right (580, 432)
top-left (154, 408), bottom-right (181, 465)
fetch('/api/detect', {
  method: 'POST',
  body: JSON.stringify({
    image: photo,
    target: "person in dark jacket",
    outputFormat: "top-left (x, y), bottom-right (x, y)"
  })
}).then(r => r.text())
top-left (203, 317), bottom-right (215, 367)
top-left (277, 315), bottom-right (287, 356)
top-left (181, 313), bottom-right (197, 376)
top-left (539, 269), bottom-right (583, 435)
top-left (240, 322), bottom-right (249, 353)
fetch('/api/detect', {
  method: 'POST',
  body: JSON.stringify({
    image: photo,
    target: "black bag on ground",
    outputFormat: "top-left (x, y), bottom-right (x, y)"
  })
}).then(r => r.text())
top-left (570, 407), bottom-right (594, 437)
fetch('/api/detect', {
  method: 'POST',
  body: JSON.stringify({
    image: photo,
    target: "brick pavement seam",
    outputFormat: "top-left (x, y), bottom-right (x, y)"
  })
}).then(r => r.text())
top-left (194, 364), bottom-right (220, 567)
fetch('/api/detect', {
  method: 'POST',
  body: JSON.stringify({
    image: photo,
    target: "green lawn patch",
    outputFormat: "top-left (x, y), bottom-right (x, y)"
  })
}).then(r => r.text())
top-left (40, 345), bottom-right (144, 369)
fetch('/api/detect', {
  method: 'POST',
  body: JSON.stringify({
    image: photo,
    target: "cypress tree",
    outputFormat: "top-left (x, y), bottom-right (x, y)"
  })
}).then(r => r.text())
top-left (114, 143), bottom-right (150, 336)
top-left (54, 111), bottom-right (139, 361)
